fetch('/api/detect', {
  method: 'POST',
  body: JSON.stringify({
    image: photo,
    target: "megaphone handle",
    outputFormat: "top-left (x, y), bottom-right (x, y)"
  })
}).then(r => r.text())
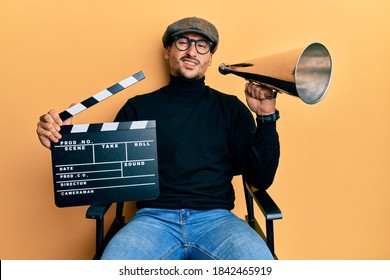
top-left (247, 79), bottom-right (279, 100)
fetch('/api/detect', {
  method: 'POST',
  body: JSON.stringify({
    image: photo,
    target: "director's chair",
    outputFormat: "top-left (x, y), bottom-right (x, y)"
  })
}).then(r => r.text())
top-left (86, 177), bottom-right (282, 260)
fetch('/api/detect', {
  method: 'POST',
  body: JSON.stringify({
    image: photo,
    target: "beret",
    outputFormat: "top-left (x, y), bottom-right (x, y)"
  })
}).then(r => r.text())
top-left (162, 17), bottom-right (219, 53)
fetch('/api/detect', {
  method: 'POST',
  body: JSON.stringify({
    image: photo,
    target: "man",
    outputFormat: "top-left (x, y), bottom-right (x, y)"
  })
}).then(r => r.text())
top-left (37, 17), bottom-right (280, 260)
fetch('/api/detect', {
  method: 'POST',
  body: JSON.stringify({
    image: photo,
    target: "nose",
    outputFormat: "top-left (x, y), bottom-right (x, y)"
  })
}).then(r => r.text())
top-left (185, 42), bottom-right (197, 55)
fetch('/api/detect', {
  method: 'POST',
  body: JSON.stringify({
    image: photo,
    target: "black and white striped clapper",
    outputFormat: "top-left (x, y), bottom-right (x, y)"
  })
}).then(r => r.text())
top-left (50, 120), bottom-right (159, 207)
top-left (59, 71), bottom-right (145, 121)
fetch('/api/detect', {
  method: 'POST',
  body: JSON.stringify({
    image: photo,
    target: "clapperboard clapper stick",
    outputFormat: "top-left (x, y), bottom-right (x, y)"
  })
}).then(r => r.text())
top-left (50, 70), bottom-right (160, 207)
top-left (58, 71), bottom-right (145, 121)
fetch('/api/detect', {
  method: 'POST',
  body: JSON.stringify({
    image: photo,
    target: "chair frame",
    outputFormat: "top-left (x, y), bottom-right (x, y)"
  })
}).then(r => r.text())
top-left (242, 178), bottom-right (282, 259)
top-left (86, 203), bottom-right (126, 260)
top-left (86, 178), bottom-right (282, 260)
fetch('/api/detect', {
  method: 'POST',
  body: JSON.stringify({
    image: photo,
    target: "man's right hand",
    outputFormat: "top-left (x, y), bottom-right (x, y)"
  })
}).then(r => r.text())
top-left (36, 108), bottom-right (73, 149)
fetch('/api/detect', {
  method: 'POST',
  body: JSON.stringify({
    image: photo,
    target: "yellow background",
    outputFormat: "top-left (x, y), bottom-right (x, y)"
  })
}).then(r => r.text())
top-left (1, 0), bottom-right (389, 259)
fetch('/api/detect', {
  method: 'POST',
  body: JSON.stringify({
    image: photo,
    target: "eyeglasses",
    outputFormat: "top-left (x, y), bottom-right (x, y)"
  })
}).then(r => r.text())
top-left (173, 36), bottom-right (213, 54)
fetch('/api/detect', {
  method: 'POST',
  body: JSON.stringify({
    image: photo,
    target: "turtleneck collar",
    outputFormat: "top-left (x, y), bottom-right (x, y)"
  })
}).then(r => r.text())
top-left (165, 75), bottom-right (207, 96)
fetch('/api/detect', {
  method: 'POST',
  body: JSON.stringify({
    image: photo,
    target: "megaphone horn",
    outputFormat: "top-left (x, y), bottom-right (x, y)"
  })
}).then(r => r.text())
top-left (219, 42), bottom-right (332, 104)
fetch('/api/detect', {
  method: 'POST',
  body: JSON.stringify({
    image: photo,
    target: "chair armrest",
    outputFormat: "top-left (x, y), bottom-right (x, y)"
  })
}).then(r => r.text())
top-left (243, 180), bottom-right (282, 221)
top-left (86, 204), bottom-right (112, 220)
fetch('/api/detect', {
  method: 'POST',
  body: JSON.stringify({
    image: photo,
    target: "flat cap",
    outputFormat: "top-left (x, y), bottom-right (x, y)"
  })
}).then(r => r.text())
top-left (162, 17), bottom-right (219, 53)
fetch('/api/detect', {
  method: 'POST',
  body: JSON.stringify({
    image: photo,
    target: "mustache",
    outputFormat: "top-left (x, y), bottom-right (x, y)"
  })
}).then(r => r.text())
top-left (180, 55), bottom-right (200, 64)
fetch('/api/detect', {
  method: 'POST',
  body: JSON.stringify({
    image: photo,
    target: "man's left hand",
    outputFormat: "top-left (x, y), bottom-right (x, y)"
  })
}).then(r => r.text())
top-left (244, 81), bottom-right (277, 115)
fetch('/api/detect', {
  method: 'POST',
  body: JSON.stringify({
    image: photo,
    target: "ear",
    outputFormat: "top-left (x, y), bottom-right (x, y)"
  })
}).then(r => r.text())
top-left (164, 47), bottom-right (171, 60)
top-left (208, 53), bottom-right (213, 66)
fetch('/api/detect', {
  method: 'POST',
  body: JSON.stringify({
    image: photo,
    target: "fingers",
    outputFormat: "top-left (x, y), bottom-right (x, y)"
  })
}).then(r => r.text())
top-left (36, 123), bottom-right (58, 148)
top-left (39, 110), bottom-right (62, 127)
top-left (36, 109), bottom-right (63, 149)
top-left (244, 82), bottom-right (277, 115)
top-left (37, 104), bottom-right (76, 149)
top-left (245, 81), bottom-right (274, 100)
top-left (50, 109), bottom-right (64, 126)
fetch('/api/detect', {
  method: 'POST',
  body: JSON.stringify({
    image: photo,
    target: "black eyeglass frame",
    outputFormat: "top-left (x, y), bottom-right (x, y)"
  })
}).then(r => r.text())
top-left (172, 36), bottom-right (214, 54)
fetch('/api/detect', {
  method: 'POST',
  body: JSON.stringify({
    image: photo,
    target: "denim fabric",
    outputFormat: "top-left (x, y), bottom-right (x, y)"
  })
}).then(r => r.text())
top-left (101, 208), bottom-right (274, 260)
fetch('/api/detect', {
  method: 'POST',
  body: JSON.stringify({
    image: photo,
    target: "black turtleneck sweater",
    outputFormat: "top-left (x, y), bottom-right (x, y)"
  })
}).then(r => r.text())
top-left (114, 75), bottom-right (279, 210)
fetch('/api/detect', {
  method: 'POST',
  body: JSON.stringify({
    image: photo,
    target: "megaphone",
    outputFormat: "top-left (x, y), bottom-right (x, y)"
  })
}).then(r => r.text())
top-left (219, 42), bottom-right (332, 104)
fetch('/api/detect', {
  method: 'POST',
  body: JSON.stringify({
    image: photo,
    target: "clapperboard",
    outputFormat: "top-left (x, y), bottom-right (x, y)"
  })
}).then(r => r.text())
top-left (50, 71), bottom-right (160, 207)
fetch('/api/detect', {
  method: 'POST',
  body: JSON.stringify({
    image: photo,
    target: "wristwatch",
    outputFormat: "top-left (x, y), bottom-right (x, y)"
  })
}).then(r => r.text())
top-left (257, 110), bottom-right (280, 123)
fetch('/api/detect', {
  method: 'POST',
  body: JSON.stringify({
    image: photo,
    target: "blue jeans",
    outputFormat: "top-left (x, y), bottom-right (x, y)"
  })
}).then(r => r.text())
top-left (101, 208), bottom-right (274, 260)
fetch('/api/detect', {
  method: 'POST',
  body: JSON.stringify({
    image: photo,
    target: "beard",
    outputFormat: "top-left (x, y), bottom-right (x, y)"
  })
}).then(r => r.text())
top-left (171, 55), bottom-right (204, 81)
top-left (174, 69), bottom-right (201, 81)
